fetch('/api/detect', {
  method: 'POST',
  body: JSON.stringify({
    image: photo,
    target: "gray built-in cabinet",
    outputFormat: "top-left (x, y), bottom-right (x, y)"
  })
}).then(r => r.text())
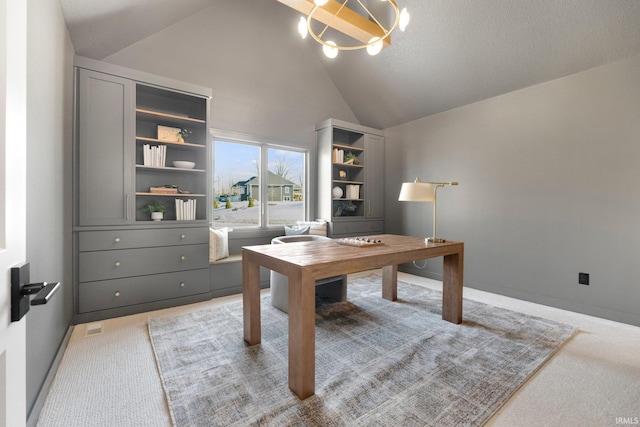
top-left (316, 119), bottom-right (384, 238)
top-left (73, 57), bottom-right (212, 323)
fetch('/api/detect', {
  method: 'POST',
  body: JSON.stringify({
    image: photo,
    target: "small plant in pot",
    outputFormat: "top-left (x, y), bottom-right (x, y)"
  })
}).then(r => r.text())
top-left (142, 200), bottom-right (166, 221)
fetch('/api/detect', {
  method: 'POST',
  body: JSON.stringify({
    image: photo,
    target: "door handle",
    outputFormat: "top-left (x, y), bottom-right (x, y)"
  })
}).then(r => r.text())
top-left (11, 262), bottom-right (61, 322)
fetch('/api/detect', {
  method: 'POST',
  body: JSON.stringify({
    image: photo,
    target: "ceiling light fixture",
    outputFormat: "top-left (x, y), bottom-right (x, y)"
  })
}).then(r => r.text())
top-left (278, 0), bottom-right (409, 58)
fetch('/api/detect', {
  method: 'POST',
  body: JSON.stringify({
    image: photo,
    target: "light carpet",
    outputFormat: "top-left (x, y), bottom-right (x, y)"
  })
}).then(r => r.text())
top-left (148, 274), bottom-right (577, 426)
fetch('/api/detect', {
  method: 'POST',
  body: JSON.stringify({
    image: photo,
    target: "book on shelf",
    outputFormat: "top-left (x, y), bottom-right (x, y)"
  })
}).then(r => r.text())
top-left (332, 148), bottom-right (344, 163)
top-left (150, 186), bottom-right (178, 194)
top-left (175, 198), bottom-right (197, 221)
top-left (346, 184), bottom-right (360, 199)
top-left (143, 144), bottom-right (166, 167)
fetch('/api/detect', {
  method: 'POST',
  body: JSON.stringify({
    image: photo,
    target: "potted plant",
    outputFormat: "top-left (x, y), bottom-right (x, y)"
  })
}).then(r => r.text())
top-left (343, 151), bottom-right (359, 165)
top-left (142, 200), bottom-right (166, 221)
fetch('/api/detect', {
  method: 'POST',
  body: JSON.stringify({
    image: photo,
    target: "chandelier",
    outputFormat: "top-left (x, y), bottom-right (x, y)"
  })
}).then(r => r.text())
top-left (277, 0), bottom-right (410, 58)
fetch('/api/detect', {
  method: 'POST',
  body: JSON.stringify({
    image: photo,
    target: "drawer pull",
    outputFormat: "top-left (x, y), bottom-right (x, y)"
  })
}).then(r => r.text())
top-left (115, 261), bottom-right (121, 267)
top-left (180, 282), bottom-right (185, 288)
top-left (114, 291), bottom-right (121, 297)
top-left (180, 255), bottom-right (186, 261)
top-left (114, 237), bottom-right (121, 243)
top-left (180, 234), bottom-right (186, 239)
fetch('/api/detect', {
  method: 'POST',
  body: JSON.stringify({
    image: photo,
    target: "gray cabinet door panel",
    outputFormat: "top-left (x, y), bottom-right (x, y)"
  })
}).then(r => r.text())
top-left (78, 227), bottom-right (208, 251)
top-left (79, 244), bottom-right (208, 282)
top-left (364, 134), bottom-right (384, 219)
top-left (77, 69), bottom-right (134, 225)
top-left (79, 268), bottom-right (209, 313)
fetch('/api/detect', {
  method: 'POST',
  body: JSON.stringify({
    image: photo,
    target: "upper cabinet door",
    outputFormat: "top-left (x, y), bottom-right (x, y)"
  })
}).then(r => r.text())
top-left (365, 134), bottom-right (384, 219)
top-left (77, 69), bottom-right (134, 226)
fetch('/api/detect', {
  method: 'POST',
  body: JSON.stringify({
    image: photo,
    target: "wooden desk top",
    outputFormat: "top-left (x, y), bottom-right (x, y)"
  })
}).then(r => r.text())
top-left (242, 234), bottom-right (463, 280)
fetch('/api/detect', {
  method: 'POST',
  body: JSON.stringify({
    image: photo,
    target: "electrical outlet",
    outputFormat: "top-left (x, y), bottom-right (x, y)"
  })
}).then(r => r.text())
top-left (578, 272), bottom-right (589, 286)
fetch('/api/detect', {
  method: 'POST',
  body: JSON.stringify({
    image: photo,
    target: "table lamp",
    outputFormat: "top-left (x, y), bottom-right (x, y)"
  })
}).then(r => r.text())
top-left (398, 178), bottom-right (459, 243)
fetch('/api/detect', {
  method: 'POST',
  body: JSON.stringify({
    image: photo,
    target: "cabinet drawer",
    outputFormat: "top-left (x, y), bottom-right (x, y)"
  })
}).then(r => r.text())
top-left (78, 268), bottom-right (209, 313)
top-left (79, 244), bottom-right (208, 282)
top-left (78, 227), bottom-right (208, 251)
top-left (331, 220), bottom-right (384, 237)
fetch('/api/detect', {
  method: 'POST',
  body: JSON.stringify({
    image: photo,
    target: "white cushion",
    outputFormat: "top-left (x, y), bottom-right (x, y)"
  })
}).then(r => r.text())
top-left (209, 227), bottom-right (230, 261)
top-left (295, 220), bottom-right (327, 237)
top-left (285, 225), bottom-right (309, 236)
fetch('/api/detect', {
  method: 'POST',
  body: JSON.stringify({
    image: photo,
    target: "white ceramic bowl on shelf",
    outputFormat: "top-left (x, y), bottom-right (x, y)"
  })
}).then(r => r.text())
top-left (172, 161), bottom-right (196, 169)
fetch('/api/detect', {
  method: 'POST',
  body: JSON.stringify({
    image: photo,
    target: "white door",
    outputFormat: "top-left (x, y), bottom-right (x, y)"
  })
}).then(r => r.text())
top-left (0, 0), bottom-right (28, 426)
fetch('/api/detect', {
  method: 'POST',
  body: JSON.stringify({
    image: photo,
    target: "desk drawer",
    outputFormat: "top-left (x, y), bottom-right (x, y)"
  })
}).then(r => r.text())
top-left (79, 244), bottom-right (208, 282)
top-left (331, 220), bottom-right (384, 237)
top-left (78, 268), bottom-right (209, 313)
top-left (78, 227), bottom-right (208, 251)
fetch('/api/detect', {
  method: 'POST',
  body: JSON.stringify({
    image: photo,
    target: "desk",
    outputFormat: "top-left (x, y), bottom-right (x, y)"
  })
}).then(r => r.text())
top-left (242, 234), bottom-right (464, 400)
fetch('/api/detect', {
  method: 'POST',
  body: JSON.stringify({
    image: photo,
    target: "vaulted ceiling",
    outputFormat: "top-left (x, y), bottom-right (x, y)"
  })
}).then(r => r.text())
top-left (58, 0), bottom-right (640, 129)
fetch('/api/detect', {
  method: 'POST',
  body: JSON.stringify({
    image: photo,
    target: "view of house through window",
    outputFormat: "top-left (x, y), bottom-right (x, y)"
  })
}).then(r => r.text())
top-left (213, 139), bottom-right (306, 228)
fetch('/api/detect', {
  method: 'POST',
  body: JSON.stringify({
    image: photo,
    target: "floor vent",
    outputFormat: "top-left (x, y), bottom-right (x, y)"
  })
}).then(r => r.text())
top-left (85, 322), bottom-right (104, 337)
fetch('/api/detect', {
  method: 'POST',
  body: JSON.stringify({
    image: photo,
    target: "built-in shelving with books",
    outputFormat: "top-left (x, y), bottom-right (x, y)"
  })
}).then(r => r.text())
top-left (135, 84), bottom-right (208, 222)
top-left (316, 119), bottom-right (385, 238)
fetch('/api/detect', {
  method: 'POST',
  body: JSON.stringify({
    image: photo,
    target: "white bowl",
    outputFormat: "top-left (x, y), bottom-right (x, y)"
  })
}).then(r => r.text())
top-left (173, 161), bottom-right (195, 169)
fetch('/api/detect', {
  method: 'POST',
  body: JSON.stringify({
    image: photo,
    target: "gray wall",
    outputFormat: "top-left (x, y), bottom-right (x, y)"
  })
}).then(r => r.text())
top-left (384, 54), bottom-right (640, 326)
top-left (26, 0), bottom-right (74, 419)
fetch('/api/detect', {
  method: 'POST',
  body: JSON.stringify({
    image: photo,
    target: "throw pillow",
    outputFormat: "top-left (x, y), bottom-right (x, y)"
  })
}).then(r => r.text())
top-left (284, 225), bottom-right (310, 236)
top-left (295, 220), bottom-right (327, 236)
top-left (209, 227), bottom-right (229, 261)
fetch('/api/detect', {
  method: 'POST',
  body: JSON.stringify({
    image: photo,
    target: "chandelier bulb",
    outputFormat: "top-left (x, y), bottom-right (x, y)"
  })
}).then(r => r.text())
top-left (323, 41), bottom-right (339, 58)
top-left (399, 8), bottom-right (410, 32)
top-left (366, 37), bottom-right (383, 56)
top-left (298, 16), bottom-right (308, 39)
top-left (314, 0), bottom-right (328, 6)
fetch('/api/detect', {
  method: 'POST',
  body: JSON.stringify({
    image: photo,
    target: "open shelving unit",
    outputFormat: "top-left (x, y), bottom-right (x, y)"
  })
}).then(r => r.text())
top-left (135, 84), bottom-right (208, 222)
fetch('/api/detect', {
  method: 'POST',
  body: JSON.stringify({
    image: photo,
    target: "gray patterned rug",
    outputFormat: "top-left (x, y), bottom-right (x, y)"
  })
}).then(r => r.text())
top-left (148, 274), bottom-right (577, 426)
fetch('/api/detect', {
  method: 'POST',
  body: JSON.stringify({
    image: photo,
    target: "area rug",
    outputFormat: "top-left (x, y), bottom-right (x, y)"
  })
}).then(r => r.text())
top-left (148, 274), bottom-right (577, 427)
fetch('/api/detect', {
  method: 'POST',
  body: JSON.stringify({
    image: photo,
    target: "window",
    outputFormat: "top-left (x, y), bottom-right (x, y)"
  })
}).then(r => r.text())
top-left (212, 133), bottom-right (306, 229)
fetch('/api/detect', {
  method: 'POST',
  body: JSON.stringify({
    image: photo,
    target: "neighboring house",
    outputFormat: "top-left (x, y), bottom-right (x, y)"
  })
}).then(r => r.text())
top-left (241, 171), bottom-right (299, 202)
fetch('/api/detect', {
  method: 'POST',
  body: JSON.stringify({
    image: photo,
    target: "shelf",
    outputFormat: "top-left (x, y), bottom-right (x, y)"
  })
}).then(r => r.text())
top-left (332, 143), bottom-right (363, 152)
top-left (333, 180), bottom-right (364, 185)
top-left (136, 108), bottom-right (205, 124)
top-left (136, 137), bottom-right (205, 149)
top-left (136, 165), bottom-right (205, 173)
top-left (333, 162), bottom-right (363, 168)
top-left (136, 192), bottom-right (206, 197)
top-left (333, 198), bottom-right (364, 202)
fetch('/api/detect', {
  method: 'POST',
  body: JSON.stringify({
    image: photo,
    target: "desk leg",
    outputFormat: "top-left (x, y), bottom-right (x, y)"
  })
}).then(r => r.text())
top-left (443, 251), bottom-right (463, 324)
top-left (382, 265), bottom-right (398, 301)
top-left (288, 269), bottom-right (316, 400)
top-left (242, 254), bottom-right (261, 345)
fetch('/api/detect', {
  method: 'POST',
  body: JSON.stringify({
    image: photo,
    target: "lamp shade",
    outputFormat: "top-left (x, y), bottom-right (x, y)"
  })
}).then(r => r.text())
top-left (398, 181), bottom-right (435, 202)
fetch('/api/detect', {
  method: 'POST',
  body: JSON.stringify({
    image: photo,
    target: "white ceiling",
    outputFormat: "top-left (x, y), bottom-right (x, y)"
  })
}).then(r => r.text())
top-left (59, 0), bottom-right (640, 129)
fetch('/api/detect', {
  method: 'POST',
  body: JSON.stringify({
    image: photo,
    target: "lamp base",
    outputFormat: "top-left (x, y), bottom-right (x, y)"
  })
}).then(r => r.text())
top-left (426, 237), bottom-right (446, 243)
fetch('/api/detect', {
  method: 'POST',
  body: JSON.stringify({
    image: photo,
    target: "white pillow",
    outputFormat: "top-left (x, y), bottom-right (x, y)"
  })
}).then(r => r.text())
top-left (295, 220), bottom-right (327, 237)
top-left (209, 227), bottom-right (229, 261)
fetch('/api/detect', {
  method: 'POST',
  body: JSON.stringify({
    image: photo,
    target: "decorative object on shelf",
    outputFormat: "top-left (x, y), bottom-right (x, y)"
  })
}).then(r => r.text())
top-left (334, 200), bottom-right (357, 216)
top-left (173, 161), bottom-right (196, 169)
top-left (398, 178), bottom-right (459, 243)
top-left (142, 200), bottom-right (166, 221)
top-left (343, 151), bottom-right (359, 165)
top-left (157, 125), bottom-right (183, 142)
top-left (178, 128), bottom-right (192, 143)
top-left (331, 186), bottom-right (344, 199)
top-left (280, 0), bottom-right (410, 58)
top-left (339, 170), bottom-right (347, 180)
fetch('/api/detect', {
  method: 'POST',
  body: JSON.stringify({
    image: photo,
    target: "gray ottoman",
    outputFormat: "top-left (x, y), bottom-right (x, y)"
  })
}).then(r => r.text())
top-left (270, 235), bottom-right (347, 313)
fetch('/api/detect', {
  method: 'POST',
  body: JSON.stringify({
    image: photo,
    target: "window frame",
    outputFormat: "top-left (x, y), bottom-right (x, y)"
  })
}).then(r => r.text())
top-left (211, 129), bottom-right (309, 234)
